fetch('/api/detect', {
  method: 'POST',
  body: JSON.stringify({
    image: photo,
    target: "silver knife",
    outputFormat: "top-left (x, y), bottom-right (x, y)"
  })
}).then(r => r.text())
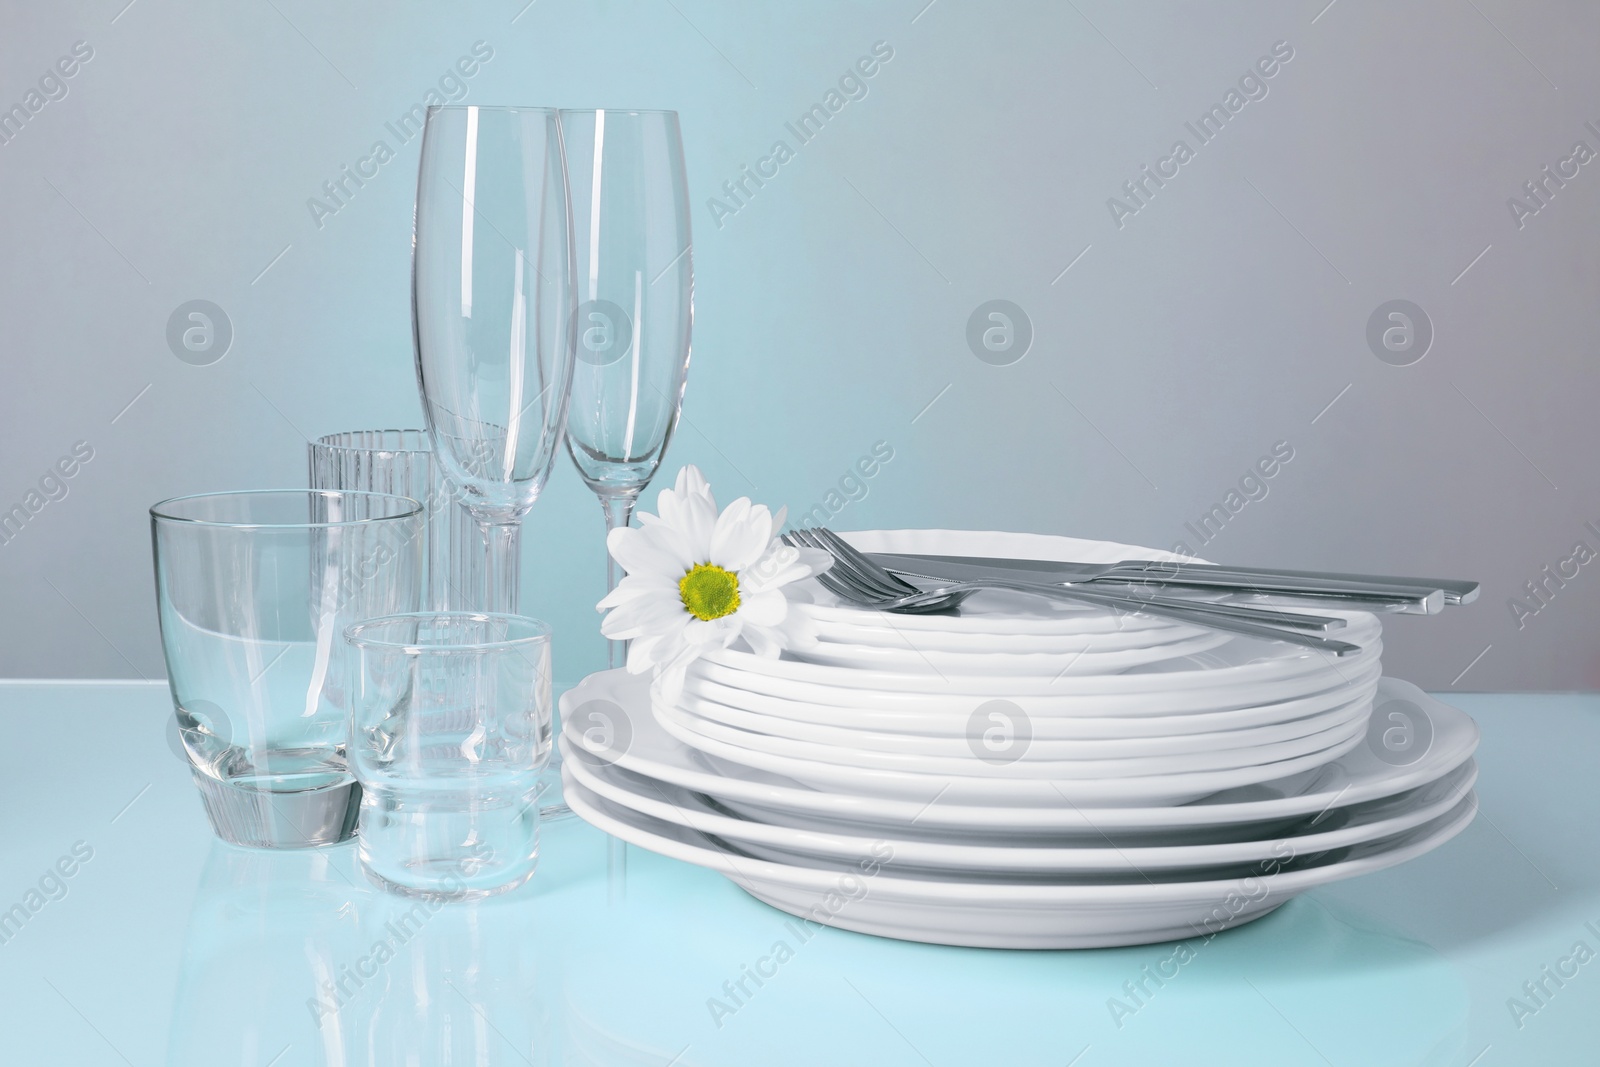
top-left (869, 552), bottom-right (1459, 615)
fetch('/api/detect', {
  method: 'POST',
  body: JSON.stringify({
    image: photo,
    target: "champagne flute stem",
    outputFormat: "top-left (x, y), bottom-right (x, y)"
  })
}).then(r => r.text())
top-left (478, 518), bottom-right (523, 614)
top-left (600, 493), bottom-right (638, 889)
top-left (601, 494), bottom-right (638, 669)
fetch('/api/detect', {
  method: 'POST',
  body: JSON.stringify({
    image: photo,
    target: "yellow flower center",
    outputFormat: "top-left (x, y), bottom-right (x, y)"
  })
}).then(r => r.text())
top-left (679, 562), bottom-right (741, 621)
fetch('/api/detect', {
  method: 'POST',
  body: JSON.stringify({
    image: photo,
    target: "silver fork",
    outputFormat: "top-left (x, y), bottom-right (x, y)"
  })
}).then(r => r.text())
top-left (788, 529), bottom-right (1365, 657)
top-left (795, 528), bottom-right (1345, 632)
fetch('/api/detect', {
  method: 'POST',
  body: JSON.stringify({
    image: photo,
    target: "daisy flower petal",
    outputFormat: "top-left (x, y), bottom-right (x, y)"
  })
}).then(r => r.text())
top-left (596, 466), bottom-right (837, 697)
top-left (710, 498), bottom-right (772, 571)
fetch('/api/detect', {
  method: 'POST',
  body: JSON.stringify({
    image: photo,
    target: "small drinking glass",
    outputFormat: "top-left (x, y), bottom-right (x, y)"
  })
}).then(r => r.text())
top-left (345, 612), bottom-right (552, 900)
top-left (309, 430), bottom-right (482, 611)
top-left (150, 490), bottom-right (424, 849)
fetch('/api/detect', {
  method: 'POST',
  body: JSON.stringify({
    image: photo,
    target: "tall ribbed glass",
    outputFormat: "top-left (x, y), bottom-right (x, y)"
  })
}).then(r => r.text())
top-left (309, 430), bottom-right (481, 612)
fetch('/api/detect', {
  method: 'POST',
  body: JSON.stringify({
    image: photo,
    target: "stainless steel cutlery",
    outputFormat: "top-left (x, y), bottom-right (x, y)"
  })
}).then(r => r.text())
top-left (785, 529), bottom-right (1368, 656)
top-left (788, 527), bottom-right (1475, 656)
top-left (867, 551), bottom-right (1474, 613)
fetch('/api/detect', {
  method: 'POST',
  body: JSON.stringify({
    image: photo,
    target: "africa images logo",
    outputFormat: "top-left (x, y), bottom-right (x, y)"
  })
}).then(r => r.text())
top-left (306, 41), bottom-right (494, 230)
top-left (1105, 40), bottom-right (1295, 229)
top-left (0, 40), bottom-right (94, 148)
top-left (705, 41), bottom-right (895, 229)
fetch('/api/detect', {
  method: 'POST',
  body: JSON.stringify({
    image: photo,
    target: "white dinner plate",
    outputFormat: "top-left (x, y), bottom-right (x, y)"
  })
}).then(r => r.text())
top-left (652, 698), bottom-right (1364, 802)
top-left (564, 776), bottom-right (1477, 948)
top-left (565, 743), bottom-right (1475, 874)
top-left (680, 659), bottom-right (1384, 738)
top-left (699, 614), bottom-right (1382, 698)
top-left (672, 684), bottom-right (1377, 759)
top-left (684, 651), bottom-right (1383, 719)
top-left (558, 671), bottom-right (1478, 836)
top-left (809, 617), bottom-right (1208, 654)
top-left (654, 695), bottom-right (1372, 780)
top-left (796, 588), bottom-right (1185, 638)
top-left (789, 628), bottom-right (1231, 677)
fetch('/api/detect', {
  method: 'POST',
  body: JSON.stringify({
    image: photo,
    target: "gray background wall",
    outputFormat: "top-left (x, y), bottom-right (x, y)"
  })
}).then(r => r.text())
top-left (0, 0), bottom-right (1595, 691)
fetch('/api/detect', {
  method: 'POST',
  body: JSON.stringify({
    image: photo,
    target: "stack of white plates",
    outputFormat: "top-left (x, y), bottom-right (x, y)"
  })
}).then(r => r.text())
top-left (563, 530), bottom-right (1479, 949)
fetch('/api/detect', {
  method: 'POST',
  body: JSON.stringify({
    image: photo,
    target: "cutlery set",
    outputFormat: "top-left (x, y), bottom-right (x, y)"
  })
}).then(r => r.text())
top-left (785, 526), bottom-right (1475, 656)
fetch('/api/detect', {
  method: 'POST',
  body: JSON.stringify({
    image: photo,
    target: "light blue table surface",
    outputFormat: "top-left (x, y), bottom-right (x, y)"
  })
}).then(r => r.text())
top-left (0, 682), bottom-right (1593, 1066)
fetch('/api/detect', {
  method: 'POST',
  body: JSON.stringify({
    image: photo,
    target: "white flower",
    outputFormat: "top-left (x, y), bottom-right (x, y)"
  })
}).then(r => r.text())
top-left (597, 465), bottom-right (832, 700)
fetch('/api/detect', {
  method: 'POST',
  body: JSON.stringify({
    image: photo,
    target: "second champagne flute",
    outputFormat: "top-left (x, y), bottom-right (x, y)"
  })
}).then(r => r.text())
top-left (556, 108), bottom-right (692, 827)
top-left (561, 108), bottom-right (693, 663)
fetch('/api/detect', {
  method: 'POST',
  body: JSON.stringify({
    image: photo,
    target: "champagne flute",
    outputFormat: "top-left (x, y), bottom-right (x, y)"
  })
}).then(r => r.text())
top-left (558, 108), bottom-right (691, 832)
top-left (561, 108), bottom-right (693, 665)
top-left (413, 105), bottom-right (577, 615)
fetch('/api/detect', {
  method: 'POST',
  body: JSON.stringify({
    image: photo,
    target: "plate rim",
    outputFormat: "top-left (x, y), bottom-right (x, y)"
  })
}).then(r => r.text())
top-left (565, 744), bottom-right (1478, 873)
top-left (560, 672), bottom-right (1479, 829)
top-left (563, 770), bottom-right (1479, 904)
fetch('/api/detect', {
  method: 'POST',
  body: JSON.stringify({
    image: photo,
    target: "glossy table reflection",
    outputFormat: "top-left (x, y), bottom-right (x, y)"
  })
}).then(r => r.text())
top-left (0, 682), bottom-right (1593, 1065)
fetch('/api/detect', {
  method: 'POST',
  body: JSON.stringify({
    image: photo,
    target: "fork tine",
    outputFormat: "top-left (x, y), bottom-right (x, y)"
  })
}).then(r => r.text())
top-left (819, 529), bottom-right (954, 607)
top-left (784, 527), bottom-right (828, 559)
top-left (786, 530), bottom-right (890, 603)
top-left (790, 528), bottom-right (966, 614)
top-left (785, 528), bottom-right (823, 553)
top-left (788, 529), bottom-right (858, 590)
top-left (793, 527), bottom-right (895, 597)
top-left (808, 527), bottom-right (883, 571)
top-left (814, 569), bottom-right (870, 602)
top-left (811, 561), bottom-right (877, 601)
top-left (808, 528), bottom-right (920, 596)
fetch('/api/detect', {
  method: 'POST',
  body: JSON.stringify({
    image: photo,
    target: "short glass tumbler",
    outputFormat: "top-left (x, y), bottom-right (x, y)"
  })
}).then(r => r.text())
top-left (150, 490), bottom-right (425, 848)
top-left (344, 612), bottom-right (552, 901)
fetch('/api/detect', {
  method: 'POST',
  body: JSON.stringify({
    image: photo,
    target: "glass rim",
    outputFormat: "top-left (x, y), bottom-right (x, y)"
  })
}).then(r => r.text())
top-left (424, 104), bottom-right (561, 115)
top-left (311, 429), bottom-right (432, 456)
top-left (149, 489), bottom-right (424, 528)
top-left (559, 107), bottom-right (680, 118)
top-left (344, 611), bottom-right (552, 654)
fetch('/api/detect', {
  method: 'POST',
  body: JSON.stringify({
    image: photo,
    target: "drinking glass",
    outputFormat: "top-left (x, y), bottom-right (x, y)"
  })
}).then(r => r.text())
top-left (310, 429), bottom-right (481, 611)
top-left (150, 490), bottom-right (424, 848)
top-left (561, 108), bottom-right (693, 665)
top-left (345, 612), bottom-right (552, 901)
top-left (555, 108), bottom-right (691, 832)
top-left (412, 105), bottom-right (577, 615)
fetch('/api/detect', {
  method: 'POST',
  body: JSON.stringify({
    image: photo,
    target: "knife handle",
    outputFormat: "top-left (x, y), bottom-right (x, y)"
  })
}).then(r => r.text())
top-left (1106, 561), bottom-right (1454, 612)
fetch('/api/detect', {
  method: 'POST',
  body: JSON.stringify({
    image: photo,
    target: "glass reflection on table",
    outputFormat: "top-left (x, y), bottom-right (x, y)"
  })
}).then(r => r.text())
top-left (167, 842), bottom-right (550, 1067)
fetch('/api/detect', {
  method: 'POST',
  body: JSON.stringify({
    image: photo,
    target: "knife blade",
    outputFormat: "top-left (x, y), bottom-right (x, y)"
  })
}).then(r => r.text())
top-left (868, 551), bottom-right (1455, 615)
